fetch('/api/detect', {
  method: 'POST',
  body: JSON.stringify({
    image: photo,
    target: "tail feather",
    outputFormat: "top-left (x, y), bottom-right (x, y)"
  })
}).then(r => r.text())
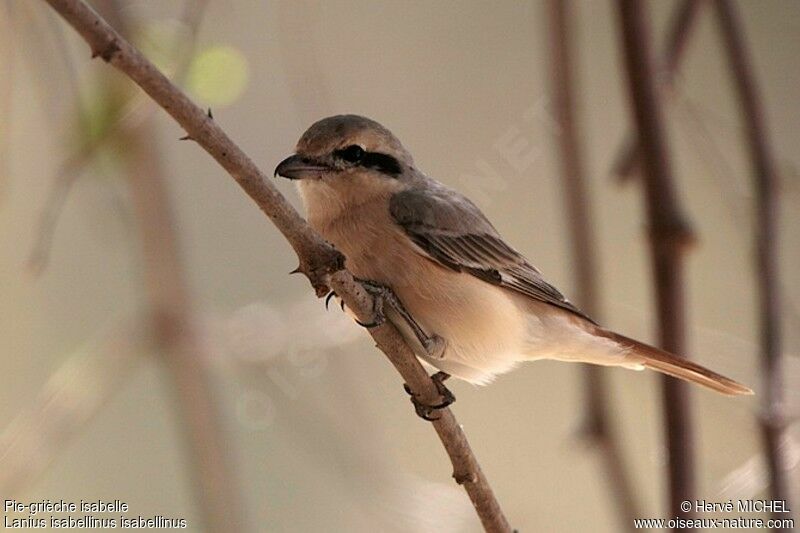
top-left (597, 329), bottom-right (753, 396)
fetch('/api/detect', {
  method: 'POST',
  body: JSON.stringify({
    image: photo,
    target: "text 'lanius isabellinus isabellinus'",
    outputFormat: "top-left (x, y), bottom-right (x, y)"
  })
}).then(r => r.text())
top-left (276, 115), bottom-right (752, 414)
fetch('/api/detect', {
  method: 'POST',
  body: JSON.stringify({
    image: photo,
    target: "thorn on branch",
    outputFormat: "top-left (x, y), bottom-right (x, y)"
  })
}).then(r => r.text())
top-left (296, 247), bottom-right (346, 297)
top-left (90, 39), bottom-right (120, 62)
top-left (453, 471), bottom-right (478, 485)
top-left (179, 134), bottom-right (193, 141)
top-left (207, 108), bottom-right (213, 119)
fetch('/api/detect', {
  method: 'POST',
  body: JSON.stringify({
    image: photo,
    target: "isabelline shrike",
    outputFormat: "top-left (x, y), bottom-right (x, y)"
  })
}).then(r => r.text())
top-left (275, 115), bottom-right (751, 406)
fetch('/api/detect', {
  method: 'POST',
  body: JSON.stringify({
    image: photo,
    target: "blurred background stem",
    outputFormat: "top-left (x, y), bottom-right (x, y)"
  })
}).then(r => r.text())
top-left (611, 0), bottom-right (704, 183)
top-left (713, 1), bottom-right (793, 528)
top-left (87, 2), bottom-right (245, 530)
top-left (616, 1), bottom-right (698, 528)
top-left (546, 1), bottom-right (640, 530)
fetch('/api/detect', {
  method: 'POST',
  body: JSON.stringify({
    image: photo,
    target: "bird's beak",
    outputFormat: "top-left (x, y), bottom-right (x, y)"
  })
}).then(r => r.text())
top-left (274, 154), bottom-right (332, 180)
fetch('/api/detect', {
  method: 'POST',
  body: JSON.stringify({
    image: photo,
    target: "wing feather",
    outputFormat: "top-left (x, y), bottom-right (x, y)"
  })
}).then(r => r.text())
top-left (390, 185), bottom-right (594, 323)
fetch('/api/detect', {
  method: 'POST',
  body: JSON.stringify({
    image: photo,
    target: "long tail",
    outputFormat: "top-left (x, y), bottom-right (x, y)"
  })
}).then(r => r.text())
top-left (597, 329), bottom-right (753, 396)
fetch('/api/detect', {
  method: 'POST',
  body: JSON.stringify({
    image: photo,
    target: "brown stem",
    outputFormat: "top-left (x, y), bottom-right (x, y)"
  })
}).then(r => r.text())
top-left (712, 1), bottom-right (792, 527)
top-left (612, 0), bottom-right (704, 182)
top-left (547, 1), bottom-right (640, 529)
top-left (616, 1), bottom-right (698, 528)
top-left (127, 123), bottom-right (246, 533)
top-left (39, 0), bottom-right (511, 530)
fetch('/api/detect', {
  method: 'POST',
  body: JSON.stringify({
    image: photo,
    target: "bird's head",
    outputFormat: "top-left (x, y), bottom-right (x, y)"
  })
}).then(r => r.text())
top-left (275, 115), bottom-right (415, 217)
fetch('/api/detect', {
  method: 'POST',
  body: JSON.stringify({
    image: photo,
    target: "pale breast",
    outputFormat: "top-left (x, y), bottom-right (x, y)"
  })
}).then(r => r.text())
top-left (309, 195), bottom-right (529, 383)
top-left (313, 195), bottom-right (424, 287)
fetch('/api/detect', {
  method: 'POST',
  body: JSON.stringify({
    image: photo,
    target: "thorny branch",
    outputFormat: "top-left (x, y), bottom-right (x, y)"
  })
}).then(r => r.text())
top-left (39, 0), bottom-right (511, 531)
top-left (546, 1), bottom-right (641, 530)
top-left (712, 1), bottom-right (793, 528)
top-left (616, 0), bottom-right (698, 526)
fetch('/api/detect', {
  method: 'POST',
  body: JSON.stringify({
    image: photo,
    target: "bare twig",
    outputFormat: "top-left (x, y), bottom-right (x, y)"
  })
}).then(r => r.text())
top-left (39, 0), bottom-right (511, 530)
top-left (28, 138), bottom-right (112, 274)
top-left (712, 1), bottom-right (793, 527)
top-left (28, 0), bottom-right (208, 274)
top-left (616, 0), bottom-right (698, 526)
top-left (546, 1), bottom-right (640, 529)
top-left (611, 0), bottom-right (704, 183)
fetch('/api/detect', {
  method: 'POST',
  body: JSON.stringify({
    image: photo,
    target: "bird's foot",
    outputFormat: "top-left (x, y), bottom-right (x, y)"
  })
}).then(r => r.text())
top-left (325, 287), bottom-right (386, 328)
top-left (356, 279), bottom-right (446, 358)
top-left (325, 284), bottom-right (386, 327)
top-left (353, 280), bottom-right (387, 328)
top-left (404, 372), bottom-right (455, 421)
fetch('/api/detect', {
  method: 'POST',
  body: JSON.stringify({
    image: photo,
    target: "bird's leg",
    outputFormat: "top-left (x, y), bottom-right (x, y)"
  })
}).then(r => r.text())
top-left (404, 371), bottom-right (455, 421)
top-left (356, 279), bottom-right (446, 359)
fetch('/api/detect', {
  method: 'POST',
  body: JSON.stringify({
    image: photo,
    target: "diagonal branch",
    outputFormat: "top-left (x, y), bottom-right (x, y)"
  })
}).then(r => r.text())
top-left (38, 0), bottom-right (511, 530)
top-left (712, 1), bottom-right (793, 528)
top-left (616, 0), bottom-right (698, 526)
top-left (611, 0), bottom-right (705, 183)
top-left (546, 1), bottom-right (641, 530)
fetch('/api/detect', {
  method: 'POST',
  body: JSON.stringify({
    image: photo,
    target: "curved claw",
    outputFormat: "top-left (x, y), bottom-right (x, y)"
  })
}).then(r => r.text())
top-left (325, 291), bottom-right (347, 312)
top-left (404, 372), bottom-right (455, 421)
top-left (325, 291), bottom-right (336, 310)
top-left (410, 396), bottom-right (452, 421)
top-left (426, 397), bottom-right (456, 410)
top-left (355, 317), bottom-right (382, 329)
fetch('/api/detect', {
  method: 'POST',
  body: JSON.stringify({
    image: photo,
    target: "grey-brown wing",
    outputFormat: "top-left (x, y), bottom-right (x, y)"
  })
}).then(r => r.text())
top-left (390, 185), bottom-right (595, 323)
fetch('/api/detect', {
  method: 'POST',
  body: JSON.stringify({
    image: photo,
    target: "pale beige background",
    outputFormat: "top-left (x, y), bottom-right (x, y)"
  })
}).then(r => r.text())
top-left (2, 1), bottom-right (799, 532)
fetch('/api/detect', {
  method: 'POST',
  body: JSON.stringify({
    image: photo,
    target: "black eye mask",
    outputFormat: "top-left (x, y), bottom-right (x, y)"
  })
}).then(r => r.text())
top-left (333, 145), bottom-right (402, 177)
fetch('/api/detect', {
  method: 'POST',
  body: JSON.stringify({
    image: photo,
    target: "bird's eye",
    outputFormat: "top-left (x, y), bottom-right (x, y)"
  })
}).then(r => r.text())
top-left (336, 145), bottom-right (365, 163)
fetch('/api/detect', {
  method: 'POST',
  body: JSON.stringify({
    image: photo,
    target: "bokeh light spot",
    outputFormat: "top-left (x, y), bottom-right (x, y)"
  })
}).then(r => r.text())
top-left (188, 45), bottom-right (249, 107)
